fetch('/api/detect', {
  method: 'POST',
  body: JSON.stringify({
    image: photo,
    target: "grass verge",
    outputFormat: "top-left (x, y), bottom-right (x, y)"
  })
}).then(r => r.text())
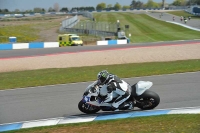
top-left (0, 59), bottom-right (200, 90)
top-left (0, 24), bottom-right (39, 43)
top-left (0, 16), bottom-right (63, 43)
top-left (3, 114), bottom-right (200, 133)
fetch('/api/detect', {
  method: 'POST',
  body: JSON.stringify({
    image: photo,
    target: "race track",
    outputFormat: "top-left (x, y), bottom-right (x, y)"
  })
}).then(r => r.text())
top-left (0, 72), bottom-right (199, 124)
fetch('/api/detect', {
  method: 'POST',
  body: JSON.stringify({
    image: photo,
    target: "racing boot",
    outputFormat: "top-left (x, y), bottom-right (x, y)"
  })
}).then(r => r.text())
top-left (117, 101), bottom-right (134, 110)
top-left (128, 101), bottom-right (134, 110)
top-left (111, 106), bottom-right (120, 111)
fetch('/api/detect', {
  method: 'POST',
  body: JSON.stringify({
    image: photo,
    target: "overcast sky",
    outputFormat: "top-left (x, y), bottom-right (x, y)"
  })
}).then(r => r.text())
top-left (0, 0), bottom-right (174, 11)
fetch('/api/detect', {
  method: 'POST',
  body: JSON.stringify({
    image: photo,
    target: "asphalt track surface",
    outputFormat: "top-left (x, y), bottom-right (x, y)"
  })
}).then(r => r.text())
top-left (0, 40), bottom-right (200, 59)
top-left (0, 72), bottom-right (200, 124)
top-left (147, 12), bottom-right (200, 29)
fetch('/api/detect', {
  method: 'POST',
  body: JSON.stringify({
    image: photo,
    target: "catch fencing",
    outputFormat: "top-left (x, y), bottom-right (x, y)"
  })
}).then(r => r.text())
top-left (81, 11), bottom-right (94, 20)
top-left (60, 13), bottom-right (118, 37)
top-left (61, 15), bottom-right (79, 28)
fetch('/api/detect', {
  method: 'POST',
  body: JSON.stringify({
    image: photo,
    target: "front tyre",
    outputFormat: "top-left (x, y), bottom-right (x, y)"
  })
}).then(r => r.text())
top-left (136, 90), bottom-right (160, 110)
top-left (78, 100), bottom-right (100, 114)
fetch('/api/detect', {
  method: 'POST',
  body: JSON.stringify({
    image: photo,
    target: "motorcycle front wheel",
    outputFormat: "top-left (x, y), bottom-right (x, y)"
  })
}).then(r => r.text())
top-left (78, 100), bottom-right (100, 114)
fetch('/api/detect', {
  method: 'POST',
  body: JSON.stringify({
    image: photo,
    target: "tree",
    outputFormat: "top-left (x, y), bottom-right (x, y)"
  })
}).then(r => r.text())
top-left (33, 8), bottom-right (42, 13)
top-left (107, 4), bottom-right (112, 9)
top-left (48, 7), bottom-right (55, 12)
top-left (122, 5), bottom-right (131, 9)
top-left (172, 0), bottom-right (181, 6)
top-left (197, 0), bottom-right (200, 5)
top-left (186, 0), bottom-right (194, 5)
top-left (0, 9), bottom-right (1, 12)
top-left (3, 9), bottom-right (9, 12)
top-left (60, 7), bottom-right (69, 12)
top-left (87, 7), bottom-right (95, 11)
top-left (130, 0), bottom-right (137, 8)
top-left (180, 0), bottom-right (187, 5)
top-left (54, 3), bottom-right (59, 12)
top-left (42, 8), bottom-right (45, 12)
top-left (114, 2), bottom-right (122, 10)
top-left (145, 0), bottom-right (154, 7)
top-left (186, 0), bottom-right (200, 5)
top-left (96, 3), bottom-right (106, 10)
top-left (130, 0), bottom-right (143, 8)
top-left (25, 10), bottom-right (32, 13)
top-left (172, 0), bottom-right (187, 6)
top-left (144, 0), bottom-right (159, 8)
top-left (157, 3), bottom-right (163, 8)
top-left (15, 9), bottom-right (20, 13)
top-left (135, 1), bottom-right (144, 8)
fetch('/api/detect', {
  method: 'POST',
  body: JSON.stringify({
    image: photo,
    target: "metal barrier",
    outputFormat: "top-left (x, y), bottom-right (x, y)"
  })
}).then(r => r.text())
top-left (60, 12), bottom-right (117, 37)
top-left (63, 28), bottom-right (116, 37)
top-left (62, 15), bottom-right (79, 28)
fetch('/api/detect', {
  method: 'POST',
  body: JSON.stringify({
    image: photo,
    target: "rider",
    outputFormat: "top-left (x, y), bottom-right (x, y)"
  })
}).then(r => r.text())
top-left (96, 70), bottom-right (133, 111)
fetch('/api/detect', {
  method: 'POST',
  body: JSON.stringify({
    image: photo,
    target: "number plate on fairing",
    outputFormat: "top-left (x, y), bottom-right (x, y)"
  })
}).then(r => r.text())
top-left (83, 96), bottom-right (90, 102)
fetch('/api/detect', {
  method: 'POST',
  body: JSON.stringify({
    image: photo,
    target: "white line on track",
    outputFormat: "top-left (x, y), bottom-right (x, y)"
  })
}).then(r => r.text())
top-left (0, 71), bottom-right (199, 92)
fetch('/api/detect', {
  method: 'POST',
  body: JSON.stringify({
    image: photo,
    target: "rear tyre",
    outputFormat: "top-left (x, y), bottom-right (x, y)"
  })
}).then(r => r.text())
top-left (136, 90), bottom-right (160, 110)
top-left (78, 100), bottom-right (100, 114)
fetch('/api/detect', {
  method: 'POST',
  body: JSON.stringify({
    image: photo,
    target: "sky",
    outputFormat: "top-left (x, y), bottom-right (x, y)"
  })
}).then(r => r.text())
top-left (0, 0), bottom-right (174, 11)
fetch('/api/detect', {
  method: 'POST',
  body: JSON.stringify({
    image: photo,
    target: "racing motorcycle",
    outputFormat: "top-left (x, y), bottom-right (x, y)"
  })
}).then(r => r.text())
top-left (78, 81), bottom-right (160, 114)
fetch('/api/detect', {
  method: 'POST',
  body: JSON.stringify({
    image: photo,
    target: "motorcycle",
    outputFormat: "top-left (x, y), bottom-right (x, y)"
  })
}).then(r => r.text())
top-left (78, 81), bottom-right (160, 114)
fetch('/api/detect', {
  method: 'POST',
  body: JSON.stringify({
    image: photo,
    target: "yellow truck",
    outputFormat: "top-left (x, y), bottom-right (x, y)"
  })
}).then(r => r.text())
top-left (58, 34), bottom-right (83, 46)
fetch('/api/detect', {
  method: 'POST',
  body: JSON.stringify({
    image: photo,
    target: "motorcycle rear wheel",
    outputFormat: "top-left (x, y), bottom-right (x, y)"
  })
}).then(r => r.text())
top-left (136, 90), bottom-right (160, 110)
top-left (78, 100), bottom-right (100, 114)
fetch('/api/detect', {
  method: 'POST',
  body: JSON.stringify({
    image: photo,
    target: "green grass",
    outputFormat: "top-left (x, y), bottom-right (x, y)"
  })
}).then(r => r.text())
top-left (0, 25), bottom-right (39, 43)
top-left (3, 114), bottom-right (200, 133)
top-left (93, 12), bottom-right (200, 43)
top-left (0, 18), bottom-right (61, 43)
top-left (0, 59), bottom-right (200, 90)
top-left (167, 10), bottom-right (200, 19)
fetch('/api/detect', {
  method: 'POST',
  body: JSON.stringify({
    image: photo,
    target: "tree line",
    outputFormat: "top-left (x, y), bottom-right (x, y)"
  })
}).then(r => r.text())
top-left (172, 0), bottom-right (200, 6)
top-left (96, 0), bottom-right (200, 10)
top-left (0, 0), bottom-right (200, 14)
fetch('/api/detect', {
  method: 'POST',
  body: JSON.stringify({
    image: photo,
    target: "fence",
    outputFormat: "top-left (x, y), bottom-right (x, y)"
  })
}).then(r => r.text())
top-left (63, 28), bottom-right (117, 37)
top-left (61, 15), bottom-right (79, 28)
top-left (60, 13), bottom-right (118, 37)
top-left (81, 11), bottom-right (93, 20)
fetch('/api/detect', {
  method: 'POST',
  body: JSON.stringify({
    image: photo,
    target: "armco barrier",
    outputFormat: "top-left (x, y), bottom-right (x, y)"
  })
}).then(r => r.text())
top-left (0, 107), bottom-right (200, 132)
top-left (0, 40), bottom-right (127, 50)
top-left (0, 44), bottom-right (13, 50)
top-left (97, 40), bottom-right (128, 45)
top-left (0, 42), bottom-right (59, 50)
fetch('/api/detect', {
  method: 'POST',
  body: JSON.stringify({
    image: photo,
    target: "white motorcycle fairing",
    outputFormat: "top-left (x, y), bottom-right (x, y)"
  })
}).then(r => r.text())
top-left (83, 95), bottom-right (113, 107)
top-left (82, 81), bottom-right (153, 107)
top-left (136, 81), bottom-right (153, 96)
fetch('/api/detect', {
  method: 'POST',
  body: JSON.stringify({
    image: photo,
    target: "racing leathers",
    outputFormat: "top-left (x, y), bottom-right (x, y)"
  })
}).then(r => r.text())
top-left (99, 74), bottom-right (132, 110)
